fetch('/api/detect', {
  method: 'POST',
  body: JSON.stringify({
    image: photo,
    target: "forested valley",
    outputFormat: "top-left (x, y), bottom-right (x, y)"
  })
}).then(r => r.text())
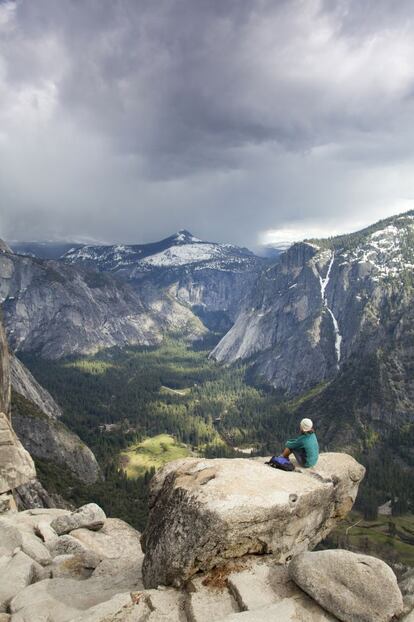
top-left (18, 338), bottom-right (414, 564)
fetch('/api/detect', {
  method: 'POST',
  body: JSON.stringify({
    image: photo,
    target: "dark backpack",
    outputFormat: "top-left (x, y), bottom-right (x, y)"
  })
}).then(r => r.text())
top-left (266, 456), bottom-right (295, 472)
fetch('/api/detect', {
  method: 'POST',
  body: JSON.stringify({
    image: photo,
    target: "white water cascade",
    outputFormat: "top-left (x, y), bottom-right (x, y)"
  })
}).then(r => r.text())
top-left (318, 253), bottom-right (342, 366)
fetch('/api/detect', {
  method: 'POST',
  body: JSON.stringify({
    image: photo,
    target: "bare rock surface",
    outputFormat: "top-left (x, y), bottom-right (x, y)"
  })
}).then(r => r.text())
top-left (36, 520), bottom-right (59, 546)
top-left (10, 565), bottom-right (144, 621)
top-left (51, 554), bottom-right (98, 580)
top-left (0, 412), bottom-right (36, 494)
top-left (141, 453), bottom-right (365, 587)
top-left (0, 491), bottom-right (16, 514)
top-left (289, 549), bottom-right (404, 622)
top-left (20, 531), bottom-right (52, 565)
top-left (12, 478), bottom-right (54, 510)
top-left (0, 512), bottom-right (55, 563)
top-left (146, 588), bottom-right (186, 622)
top-left (14, 507), bottom-right (69, 526)
top-left (52, 534), bottom-right (97, 558)
top-left (0, 520), bottom-right (23, 555)
top-left (68, 592), bottom-right (147, 622)
top-left (0, 319), bottom-right (10, 416)
top-left (227, 557), bottom-right (301, 611)
top-left (193, 556), bottom-right (337, 622)
top-left (0, 551), bottom-right (36, 612)
top-left (185, 575), bottom-right (239, 621)
top-left (0, 505), bottom-right (148, 622)
top-left (221, 598), bottom-right (335, 621)
top-left (71, 517), bottom-right (142, 559)
top-left (50, 503), bottom-right (106, 535)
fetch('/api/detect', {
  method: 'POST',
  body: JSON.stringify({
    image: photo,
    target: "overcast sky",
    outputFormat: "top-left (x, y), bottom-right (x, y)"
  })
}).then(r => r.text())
top-left (1, 0), bottom-right (414, 248)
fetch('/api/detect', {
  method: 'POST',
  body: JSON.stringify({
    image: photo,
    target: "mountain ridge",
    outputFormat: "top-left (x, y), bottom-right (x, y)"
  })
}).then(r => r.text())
top-left (61, 229), bottom-right (260, 277)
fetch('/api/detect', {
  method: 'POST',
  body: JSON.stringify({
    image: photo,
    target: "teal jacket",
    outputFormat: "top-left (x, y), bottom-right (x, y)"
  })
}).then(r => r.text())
top-left (286, 431), bottom-right (319, 467)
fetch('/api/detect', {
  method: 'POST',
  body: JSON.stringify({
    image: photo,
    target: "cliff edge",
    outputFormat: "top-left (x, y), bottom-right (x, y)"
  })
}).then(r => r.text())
top-left (141, 453), bottom-right (365, 588)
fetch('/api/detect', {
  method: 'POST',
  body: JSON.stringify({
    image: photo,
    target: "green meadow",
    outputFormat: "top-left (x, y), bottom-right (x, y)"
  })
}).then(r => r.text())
top-left (119, 433), bottom-right (192, 477)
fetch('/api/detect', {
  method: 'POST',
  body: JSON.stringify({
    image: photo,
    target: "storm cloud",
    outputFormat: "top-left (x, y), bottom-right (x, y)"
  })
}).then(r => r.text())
top-left (1, 0), bottom-right (414, 247)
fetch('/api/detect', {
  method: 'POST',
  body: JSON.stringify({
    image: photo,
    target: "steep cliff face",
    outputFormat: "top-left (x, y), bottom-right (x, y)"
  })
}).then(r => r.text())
top-left (0, 315), bottom-right (37, 503)
top-left (0, 412), bottom-right (37, 496)
top-left (212, 212), bottom-right (414, 398)
top-left (0, 248), bottom-right (205, 359)
top-left (0, 314), bottom-right (10, 416)
top-left (10, 355), bottom-right (62, 419)
top-left (11, 392), bottom-right (101, 484)
top-left (168, 267), bottom-right (259, 330)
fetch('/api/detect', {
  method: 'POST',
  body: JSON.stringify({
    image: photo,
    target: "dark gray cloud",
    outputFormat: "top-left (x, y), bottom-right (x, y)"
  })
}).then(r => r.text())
top-left (1, 0), bottom-right (414, 247)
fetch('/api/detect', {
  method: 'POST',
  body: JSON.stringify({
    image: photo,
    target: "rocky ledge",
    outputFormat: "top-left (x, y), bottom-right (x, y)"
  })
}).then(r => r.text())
top-left (141, 453), bottom-right (365, 587)
top-left (0, 456), bottom-right (412, 622)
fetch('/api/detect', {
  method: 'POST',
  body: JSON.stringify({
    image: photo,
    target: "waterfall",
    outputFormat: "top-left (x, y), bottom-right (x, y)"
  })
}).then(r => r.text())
top-left (318, 253), bottom-right (342, 365)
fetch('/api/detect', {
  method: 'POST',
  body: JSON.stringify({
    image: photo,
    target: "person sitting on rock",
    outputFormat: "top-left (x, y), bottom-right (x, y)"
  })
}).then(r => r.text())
top-left (281, 418), bottom-right (319, 468)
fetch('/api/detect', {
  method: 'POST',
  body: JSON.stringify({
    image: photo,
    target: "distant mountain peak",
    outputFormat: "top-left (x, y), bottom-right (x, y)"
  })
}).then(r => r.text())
top-left (171, 230), bottom-right (202, 244)
top-left (62, 229), bottom-right (261, 275)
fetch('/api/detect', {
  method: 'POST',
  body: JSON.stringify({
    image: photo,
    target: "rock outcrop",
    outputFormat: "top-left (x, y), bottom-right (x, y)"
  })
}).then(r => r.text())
top-left (11, 392), bottom-right (101, 484)
top-left (0, 317), bottom-right (37, 504)
top-left (288, 549), bottom-right (404, 622)
top-left (0, 412), bottom-right (36, 496)
top-left (141, 453), bottom-right (365, 588)
top-left (0, 317), bottom-right (10, 416)
top-left (50, 503), bottom-right (106, 535)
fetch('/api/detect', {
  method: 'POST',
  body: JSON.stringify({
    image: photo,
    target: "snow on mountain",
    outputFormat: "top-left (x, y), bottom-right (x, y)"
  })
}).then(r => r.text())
top-left (62, 230), bottom-right (259, 275)
top-left (337, 216), bottom-right (414, 281)
top-left (138, 243), bottom-right (232, 268)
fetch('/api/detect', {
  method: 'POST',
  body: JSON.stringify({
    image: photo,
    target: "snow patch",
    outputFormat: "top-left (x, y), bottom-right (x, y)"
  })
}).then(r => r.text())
top-left (340, 219), bottom-right (414, 280)
top-left (140, 243), bottom-right (240, 267)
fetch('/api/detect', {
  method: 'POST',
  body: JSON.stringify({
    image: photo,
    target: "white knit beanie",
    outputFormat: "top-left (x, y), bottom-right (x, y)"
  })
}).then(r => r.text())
top-left (300, 418), bottom-right (313, 432)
